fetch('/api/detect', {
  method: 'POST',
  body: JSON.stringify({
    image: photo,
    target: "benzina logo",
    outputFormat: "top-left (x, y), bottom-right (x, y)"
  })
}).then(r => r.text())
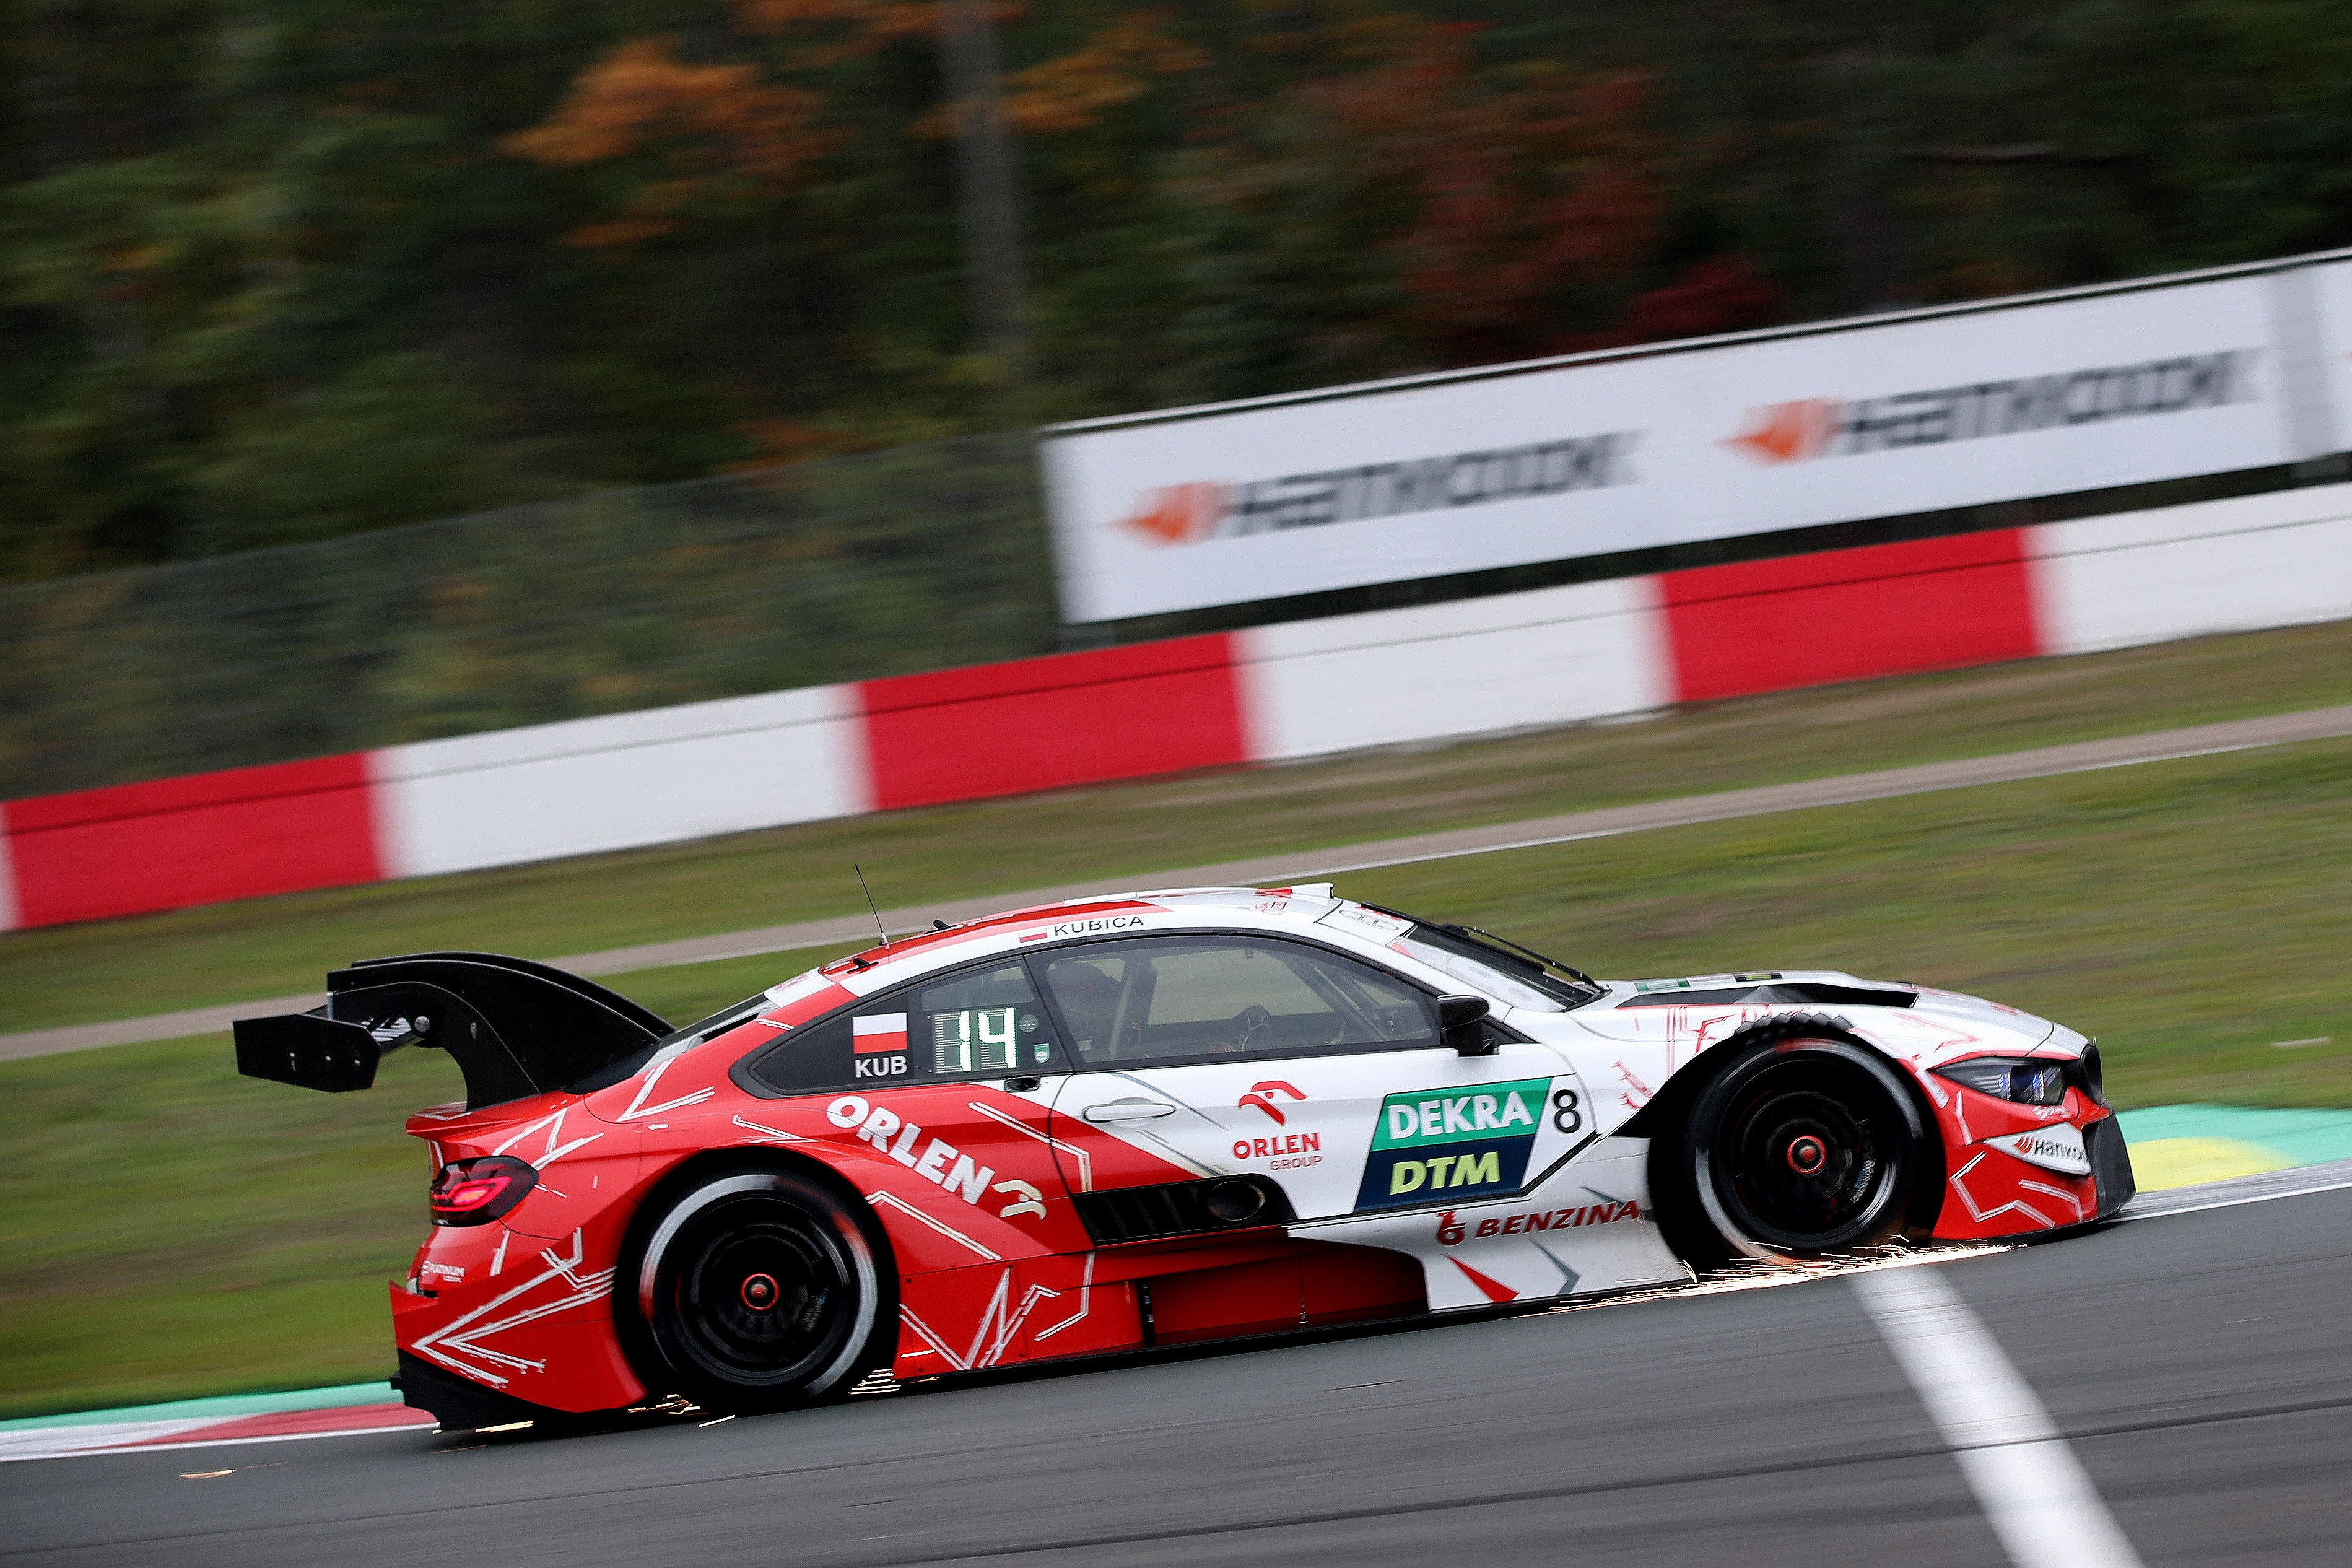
top-left (1725, 349), bottom-right (2260, 465)
top-left (1434, 1199), bottom-right (1640, 1245)
top-left (1116, 430), bottom-right (1639, 547)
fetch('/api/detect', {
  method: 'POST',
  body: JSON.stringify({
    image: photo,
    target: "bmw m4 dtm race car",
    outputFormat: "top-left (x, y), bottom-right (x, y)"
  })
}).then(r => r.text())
top-left (234, 884), bottom-right (2133, 1431)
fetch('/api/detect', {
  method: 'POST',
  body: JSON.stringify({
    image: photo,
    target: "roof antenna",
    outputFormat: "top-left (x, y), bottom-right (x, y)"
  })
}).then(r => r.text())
top-left (854, 864), bottom-right (889, 950)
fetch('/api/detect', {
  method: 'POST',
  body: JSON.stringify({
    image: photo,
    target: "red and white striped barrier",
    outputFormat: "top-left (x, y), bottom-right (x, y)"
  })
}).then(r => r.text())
top-left (5, 482), bottom-right (2348, 931)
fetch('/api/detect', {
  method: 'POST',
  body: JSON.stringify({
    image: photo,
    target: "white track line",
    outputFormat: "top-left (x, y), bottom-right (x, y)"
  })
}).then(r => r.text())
top-left (0, 1418), bottom-right (435, 1464)
top-left (1852, 1266), bottom-right (2143, 1568)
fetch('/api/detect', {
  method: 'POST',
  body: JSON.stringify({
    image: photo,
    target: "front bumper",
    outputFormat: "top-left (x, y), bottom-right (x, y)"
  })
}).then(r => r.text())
top-left (2086, 1113), bottom-right (2136, 1219)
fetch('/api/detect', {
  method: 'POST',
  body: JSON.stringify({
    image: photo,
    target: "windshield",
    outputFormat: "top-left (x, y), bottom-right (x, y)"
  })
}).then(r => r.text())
top-left (1384, 921), bottom-right (1600, 1013)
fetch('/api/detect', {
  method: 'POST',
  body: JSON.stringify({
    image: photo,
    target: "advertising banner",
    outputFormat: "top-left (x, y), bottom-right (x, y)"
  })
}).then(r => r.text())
top-left (1043, 265), bottom-right (2331, 622)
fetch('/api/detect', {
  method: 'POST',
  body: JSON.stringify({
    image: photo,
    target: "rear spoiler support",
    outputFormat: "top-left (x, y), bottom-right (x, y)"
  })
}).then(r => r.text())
top-left (233, 952), bottom-right (673, 1110)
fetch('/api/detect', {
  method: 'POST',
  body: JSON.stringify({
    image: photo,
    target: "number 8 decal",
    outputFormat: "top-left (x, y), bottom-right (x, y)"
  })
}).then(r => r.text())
top-left (1552, 1088), bottom-right (1582, 1134)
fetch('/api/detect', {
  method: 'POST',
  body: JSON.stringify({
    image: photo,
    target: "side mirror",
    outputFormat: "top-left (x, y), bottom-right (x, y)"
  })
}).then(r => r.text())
top-left (1437, 995), bottom-right (1494, 1055)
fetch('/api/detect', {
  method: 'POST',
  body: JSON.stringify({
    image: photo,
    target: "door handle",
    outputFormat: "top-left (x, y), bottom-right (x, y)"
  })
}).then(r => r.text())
top-left (1081, 1099), bottom-right (1178, 1123)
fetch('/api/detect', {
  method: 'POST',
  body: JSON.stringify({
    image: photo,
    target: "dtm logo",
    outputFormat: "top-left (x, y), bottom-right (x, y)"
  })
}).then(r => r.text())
top-left (1354, 1078), bottom-right (1549, 1212)
top-left (1239, 1081), bottom-right (1306, 1124)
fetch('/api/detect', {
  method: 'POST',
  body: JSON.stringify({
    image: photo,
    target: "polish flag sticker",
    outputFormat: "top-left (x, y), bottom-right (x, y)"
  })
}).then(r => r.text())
top-left (852, 1013), bottom-right (910, 1055)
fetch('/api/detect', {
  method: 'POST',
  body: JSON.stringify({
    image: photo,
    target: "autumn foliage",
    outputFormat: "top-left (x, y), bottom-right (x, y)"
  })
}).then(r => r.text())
top-left (17, 0), bottom-right (2341, 579)
top-left (508, 4), bottom-right (1769, 367)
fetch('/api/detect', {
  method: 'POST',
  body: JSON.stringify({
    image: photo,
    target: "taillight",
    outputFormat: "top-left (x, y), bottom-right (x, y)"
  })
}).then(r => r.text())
top-left (429, 1156), bottom-right (537, 1226)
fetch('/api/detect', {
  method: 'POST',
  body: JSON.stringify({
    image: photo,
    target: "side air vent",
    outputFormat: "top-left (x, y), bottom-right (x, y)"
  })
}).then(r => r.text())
top-left (1618, 982), bottom-right (1917, 1010)
top-left (1073, 1177), bottom-right (1296, 1245)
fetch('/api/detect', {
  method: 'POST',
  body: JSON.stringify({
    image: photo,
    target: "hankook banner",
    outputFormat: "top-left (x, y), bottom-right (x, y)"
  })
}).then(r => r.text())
top-left (1042, 258), bottom-right (2352, 622)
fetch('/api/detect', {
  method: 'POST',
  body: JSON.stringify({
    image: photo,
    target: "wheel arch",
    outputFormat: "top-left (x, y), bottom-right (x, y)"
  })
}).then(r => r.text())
top-left (611, 1143), bottom-right (902, 1398)
top-left (1627, 1013), bottom-right (1947, 1249)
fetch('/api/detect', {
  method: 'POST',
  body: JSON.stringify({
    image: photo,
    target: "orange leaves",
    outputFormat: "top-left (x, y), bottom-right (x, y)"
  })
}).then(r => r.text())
top-left (506, 38), bottom-right (827, 183)
top-left (506, 37), bottom-right (833, 244)
top-left (504, 1), bottom-right (957, 248)
top-left (1001, 11), bottom-right (1206, 135)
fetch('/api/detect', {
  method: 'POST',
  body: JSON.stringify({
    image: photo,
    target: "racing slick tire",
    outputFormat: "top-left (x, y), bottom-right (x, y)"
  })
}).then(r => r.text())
top-left (1659, 1036), bottom-right (1929, 1269)
top-left (625, 1162), bottom-right (897, 1414)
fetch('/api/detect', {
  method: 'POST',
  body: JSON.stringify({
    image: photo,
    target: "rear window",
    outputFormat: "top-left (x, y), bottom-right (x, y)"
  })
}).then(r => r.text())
top-left (743, 962), bottom-right (1067, 1095)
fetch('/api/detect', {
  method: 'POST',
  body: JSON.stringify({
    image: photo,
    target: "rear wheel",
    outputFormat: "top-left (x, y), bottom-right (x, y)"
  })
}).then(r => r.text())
top-left (1675, 1039), bottom-right (1925, 1268)
top-left (630, 1165), bottom-right (894, 1413)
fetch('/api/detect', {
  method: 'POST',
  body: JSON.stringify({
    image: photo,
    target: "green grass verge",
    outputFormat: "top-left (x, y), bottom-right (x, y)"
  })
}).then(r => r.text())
top-left (4, 733), bottom-right (2347, 1418)
top-left (5, 619), bottom-right (2350, 1035)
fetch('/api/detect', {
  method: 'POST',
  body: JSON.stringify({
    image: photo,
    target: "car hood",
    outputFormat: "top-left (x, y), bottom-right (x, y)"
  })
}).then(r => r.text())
top-left (1541, 969), bottom-right (2073, 1066)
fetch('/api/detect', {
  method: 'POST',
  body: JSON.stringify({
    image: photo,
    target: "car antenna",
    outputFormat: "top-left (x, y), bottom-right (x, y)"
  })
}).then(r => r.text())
top-left (854, 864), bottom-right (889, 951)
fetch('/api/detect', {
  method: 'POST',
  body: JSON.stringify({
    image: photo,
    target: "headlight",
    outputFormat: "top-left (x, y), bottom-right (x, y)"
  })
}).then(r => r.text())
top-left (1932, 1056), bottom-right (2068, 1106)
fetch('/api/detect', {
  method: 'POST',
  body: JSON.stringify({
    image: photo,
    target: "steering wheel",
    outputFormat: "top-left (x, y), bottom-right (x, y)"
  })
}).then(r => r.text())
top-left (1202, 1003), bottom-right (1275, 1053)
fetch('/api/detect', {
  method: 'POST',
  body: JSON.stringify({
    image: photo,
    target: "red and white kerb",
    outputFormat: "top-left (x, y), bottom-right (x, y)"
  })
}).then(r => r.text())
top-left (852, 1013), bottom-right (909, 1055)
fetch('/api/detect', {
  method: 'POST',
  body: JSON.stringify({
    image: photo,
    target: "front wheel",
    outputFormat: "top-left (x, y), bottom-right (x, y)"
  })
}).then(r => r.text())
top-left (629, 1164), bottom-right (895, 1413)
top-left (1672, 1039), bottom-right (1927, 1268)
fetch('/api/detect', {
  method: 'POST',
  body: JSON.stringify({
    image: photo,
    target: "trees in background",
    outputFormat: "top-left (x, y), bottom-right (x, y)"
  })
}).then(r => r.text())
top-left (6, 0), bottom-right (2351, 581)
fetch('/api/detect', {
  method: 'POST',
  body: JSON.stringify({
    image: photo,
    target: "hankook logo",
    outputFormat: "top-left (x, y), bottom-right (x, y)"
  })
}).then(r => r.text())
top-left (1118, 430), bottom-right (1640, 547)
top-left (1726, 349), bottom-right (2261, 465)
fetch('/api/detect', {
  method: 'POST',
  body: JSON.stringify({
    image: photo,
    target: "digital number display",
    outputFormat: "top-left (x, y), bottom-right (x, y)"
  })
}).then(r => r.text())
top-left (930, 1006), bottom-right (1021, 1073)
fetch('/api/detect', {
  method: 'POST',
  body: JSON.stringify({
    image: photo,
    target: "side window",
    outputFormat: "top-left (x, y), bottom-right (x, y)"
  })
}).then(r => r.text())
top-left (1041, 938), bottom-right (1435, 1066)
top-left (746, 962), bottom-right (1064, 1096)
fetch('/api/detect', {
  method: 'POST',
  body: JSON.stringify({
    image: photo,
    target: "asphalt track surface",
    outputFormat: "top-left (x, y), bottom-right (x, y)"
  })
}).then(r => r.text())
top-left (11, 700), bottom-right (2351, 1061)
top-left (11, 1178), bottom-right (2350, 1567)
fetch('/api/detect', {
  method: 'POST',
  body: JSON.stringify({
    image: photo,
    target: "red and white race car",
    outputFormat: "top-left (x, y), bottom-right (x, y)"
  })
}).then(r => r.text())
top-left (236, 884), bottom-right (2133, 1430)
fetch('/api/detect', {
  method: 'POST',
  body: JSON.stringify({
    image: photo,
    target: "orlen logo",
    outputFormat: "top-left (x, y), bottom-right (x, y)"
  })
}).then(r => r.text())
top-left (1239, 1081), bottom-right (1306, 1125)
top-left (1120, 482), bottom-right (1227, 546)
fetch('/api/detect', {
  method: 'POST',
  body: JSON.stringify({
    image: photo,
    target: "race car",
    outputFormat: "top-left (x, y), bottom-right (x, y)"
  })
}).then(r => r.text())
top-left (234, 884), bottom-right (2133, 1431)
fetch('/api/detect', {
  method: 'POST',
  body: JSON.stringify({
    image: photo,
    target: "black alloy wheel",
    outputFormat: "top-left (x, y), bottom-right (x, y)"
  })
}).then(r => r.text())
top-left (632, 1166), bottom-right (893, 1413)
top-left (1684, 1039), bottom-right (1924, 1265)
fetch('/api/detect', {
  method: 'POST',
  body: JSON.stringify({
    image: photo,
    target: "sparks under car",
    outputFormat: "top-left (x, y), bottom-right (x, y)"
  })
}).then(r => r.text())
top-left (235, 885), bottom-right (2133, 1429)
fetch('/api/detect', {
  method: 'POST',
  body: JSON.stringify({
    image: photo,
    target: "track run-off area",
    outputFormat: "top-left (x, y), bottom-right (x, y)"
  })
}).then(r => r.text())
top-left (8, 1165), bottom-right (2350, 1568)
top-left (8, 699), bottom-right (2350, 1063)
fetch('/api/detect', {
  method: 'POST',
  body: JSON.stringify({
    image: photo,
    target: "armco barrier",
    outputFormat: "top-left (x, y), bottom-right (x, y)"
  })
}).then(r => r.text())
top-left (5, 482), bottom-right (2349, 931)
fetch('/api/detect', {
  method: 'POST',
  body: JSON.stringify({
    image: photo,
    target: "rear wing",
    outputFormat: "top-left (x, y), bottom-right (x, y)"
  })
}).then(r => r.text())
top-left (233, 952), bottom-right (673, 1110)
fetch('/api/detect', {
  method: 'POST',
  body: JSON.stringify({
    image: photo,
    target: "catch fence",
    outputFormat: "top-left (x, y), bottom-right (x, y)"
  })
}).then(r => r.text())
top-left (0, 434), bottom-right (1053, 799)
